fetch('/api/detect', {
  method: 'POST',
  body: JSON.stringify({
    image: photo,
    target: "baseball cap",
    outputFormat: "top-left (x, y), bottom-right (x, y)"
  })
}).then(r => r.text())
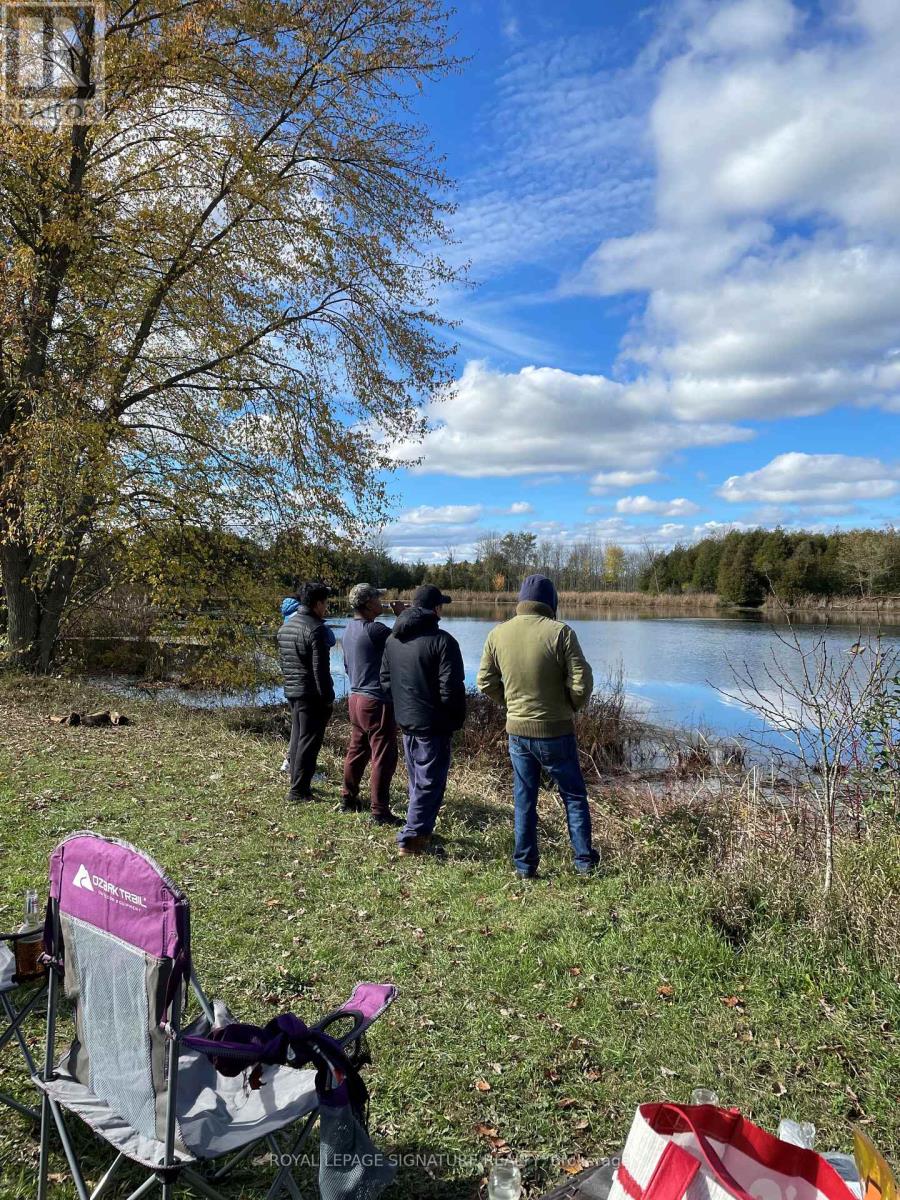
top-left (413, 584), bottom-right (452, 609)
top-left (349, 582), bottom-right (387, 611)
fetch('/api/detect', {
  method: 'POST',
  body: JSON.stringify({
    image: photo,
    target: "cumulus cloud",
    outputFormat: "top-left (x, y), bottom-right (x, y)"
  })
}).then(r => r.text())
top-left (395, 504), bottom-right (483, 526)
top-left (506, 501), bottom-right (534, 515)
top-left (567, 0), bottom-right (900, 425)
top-left (615, 495), bottom-right (701, 516)
top-left (589, 469), bottom-right (665, 494)
top-left (718, 452), bottom-right (900, 505)
top-left (392, 361), bottom-right (750, 477)
top-left (694, 0), bottom-right (798, 53)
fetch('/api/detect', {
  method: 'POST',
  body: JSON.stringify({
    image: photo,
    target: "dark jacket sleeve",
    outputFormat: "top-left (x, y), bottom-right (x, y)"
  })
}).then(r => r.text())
top-left (438, 633), bottom-right (467, 731)
top-left (310, 624), bottom-right (335, 703)
top-left (380, 640), bottom-right (393, 700)
top-left (367, 621), bottom-right (390, 651)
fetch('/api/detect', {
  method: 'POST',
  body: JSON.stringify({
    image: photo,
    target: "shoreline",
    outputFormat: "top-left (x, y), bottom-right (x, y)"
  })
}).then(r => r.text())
top-left (391, 589), bottom-right (900, 616)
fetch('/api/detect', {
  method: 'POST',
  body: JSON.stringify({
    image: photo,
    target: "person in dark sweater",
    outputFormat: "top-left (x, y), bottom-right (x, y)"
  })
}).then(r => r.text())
top-left (340, 583), bottom-right (407, 824)
top-left (276, 581), bottom-right (335, 802)
top-left (380, 584), bottom-right (466, 856)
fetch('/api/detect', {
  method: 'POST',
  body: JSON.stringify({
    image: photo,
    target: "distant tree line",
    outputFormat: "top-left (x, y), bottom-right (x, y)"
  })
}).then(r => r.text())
top-left (639, 527), bottom-right (900, 605)
top-left (310, 524), bottom-right (900, 606)
top-left (419, 531), bottom-right (640, 593)
top-left (9, 524), bottom-right (896, 650)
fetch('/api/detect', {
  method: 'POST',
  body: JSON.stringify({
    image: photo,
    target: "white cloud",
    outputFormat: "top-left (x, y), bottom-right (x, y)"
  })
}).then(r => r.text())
top-left (589, 469), bottom-right (665, 494)
top-left (395, 504), bottom-right (483, 526)
top-left (567, 0), bottom-right (900, 425)
top-left (506, 501), bottom-right (534, 515)
top-left (569, 221), bottom-right (772, 294)
top-left (615, 495), bottom-right (701, 516)
top-left (695, 0), bottom-right (798, 52)
top-left (393, 360), bottom-right (751, 478)
top-left (718, 452), bottom-right (900, 505)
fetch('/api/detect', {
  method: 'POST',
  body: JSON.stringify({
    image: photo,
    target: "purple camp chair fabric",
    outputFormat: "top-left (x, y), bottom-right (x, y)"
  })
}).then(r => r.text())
top-left (48, 831), bottom-right (189, 962)
top-left (40, 833), bottom-right (192, 1156)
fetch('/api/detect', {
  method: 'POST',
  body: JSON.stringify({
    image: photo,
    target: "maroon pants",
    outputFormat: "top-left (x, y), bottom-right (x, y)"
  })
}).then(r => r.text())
top-left (342, 694), bottom-right (399, 815)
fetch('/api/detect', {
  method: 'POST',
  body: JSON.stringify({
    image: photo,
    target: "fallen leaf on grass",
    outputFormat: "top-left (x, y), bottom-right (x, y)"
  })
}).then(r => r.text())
top-left (474, 1123), bottom-right (499, 1139)
top-left (561, 1159), bottom-right (587, 1175)
top-left (660, 1066), bottom-right (677, 1078)
top-left (573, 1118), bottom-right (590, 1131)
top-left (474, 1079), bottom-right (492, 1092)
top-left (657, 984), bottom-right (675, 999)
top-left (556, 1097), bottom-right (577, 1109)
top-left (721, 996), bottom-right (745, 1009)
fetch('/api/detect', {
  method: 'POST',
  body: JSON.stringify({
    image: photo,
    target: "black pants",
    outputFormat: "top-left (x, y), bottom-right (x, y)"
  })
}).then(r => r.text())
top-left (288, 699), bottom-right (332, 798)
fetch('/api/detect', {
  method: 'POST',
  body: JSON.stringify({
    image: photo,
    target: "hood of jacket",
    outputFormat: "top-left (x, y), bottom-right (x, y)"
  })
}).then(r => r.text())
top-left (391, 605), bottom-right (439, 642)
top-left (281, 596), bottom-right (300, 618)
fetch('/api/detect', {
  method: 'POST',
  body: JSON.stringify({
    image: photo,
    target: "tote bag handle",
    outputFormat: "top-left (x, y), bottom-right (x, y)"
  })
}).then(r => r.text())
top-left (633, 1104), bottom-right (855, 1200)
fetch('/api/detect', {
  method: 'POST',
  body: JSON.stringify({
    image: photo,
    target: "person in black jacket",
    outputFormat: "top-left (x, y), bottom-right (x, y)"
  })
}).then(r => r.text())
top-left (277, 581), bottom-right (335, 802)
top-left (380, 584), bottom-right (466, 855)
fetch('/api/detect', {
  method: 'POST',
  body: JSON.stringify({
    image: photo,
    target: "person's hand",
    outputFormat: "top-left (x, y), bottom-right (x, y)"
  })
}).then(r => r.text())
top-left (389, 601), bottom-right (408, 616)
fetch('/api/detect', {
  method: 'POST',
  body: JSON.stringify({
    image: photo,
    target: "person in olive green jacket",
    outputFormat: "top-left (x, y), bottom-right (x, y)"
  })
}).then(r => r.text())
top-left (477, 574), bottom-right (600, 879)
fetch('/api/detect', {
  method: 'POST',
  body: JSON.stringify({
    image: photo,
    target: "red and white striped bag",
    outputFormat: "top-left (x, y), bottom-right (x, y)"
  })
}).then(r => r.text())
top-left (610, 1105), bottom-right (856, 1200)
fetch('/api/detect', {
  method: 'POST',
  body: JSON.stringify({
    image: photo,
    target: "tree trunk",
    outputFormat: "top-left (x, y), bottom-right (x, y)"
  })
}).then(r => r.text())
top-left (1, 540), bottom-right (72, 673)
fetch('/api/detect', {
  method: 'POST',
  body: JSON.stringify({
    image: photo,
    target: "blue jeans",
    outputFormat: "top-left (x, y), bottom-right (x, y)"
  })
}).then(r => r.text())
top-left (508, 734), bottom-right (598, 875)
top-left (398, 734), bottom-right (452, 845)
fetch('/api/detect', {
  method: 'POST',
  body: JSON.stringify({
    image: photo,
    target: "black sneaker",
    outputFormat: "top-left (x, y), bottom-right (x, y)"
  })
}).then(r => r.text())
top-left (340, 799), bottom-right (365, 813)
top-left (371, 812), bottom-right (403, 827)
top-left (516, 870), bottom-right (539, 882)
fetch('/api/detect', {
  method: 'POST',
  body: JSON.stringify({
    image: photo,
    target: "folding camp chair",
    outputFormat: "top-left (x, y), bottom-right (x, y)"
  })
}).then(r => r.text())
top-left (0, 931), bottom-right (47, 1120)
top-left (35, 831), bottom-right (397, 1200)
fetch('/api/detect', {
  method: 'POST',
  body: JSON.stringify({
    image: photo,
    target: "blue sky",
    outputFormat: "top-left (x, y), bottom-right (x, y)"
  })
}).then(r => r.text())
top-left (381, 0), bottom-right (900, 561)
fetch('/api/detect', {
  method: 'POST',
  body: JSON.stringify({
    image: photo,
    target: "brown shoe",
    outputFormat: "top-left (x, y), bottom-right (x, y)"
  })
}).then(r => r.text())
top-left (398, 835), bottom-right (430, 856)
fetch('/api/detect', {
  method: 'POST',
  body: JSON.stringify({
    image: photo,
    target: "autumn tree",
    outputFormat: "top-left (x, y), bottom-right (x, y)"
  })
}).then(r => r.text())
top-left (0, 0), bottom-right (457, 670)
top-left (602, 543), bottom-right (625, 589)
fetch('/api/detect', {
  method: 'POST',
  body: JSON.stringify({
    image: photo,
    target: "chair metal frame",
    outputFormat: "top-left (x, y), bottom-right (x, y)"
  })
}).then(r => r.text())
top-left (0, 930), bottom-right (47, 1121)
top-left (35, 891), bottom-right (364, 1200)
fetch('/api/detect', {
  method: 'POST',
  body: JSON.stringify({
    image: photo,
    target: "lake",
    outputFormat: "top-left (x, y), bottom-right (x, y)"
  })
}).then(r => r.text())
top-left (108, 607), bottom-right (900, 741)
top-left (324, 608), bottom-right (900, 739)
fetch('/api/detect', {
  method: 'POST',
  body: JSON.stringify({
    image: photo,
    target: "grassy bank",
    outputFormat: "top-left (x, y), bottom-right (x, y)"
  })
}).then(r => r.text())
top-left (1, 675), bottom-right (898, 1199)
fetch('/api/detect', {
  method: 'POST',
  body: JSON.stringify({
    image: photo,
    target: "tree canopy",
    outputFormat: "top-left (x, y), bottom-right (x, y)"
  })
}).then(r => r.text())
top-left (0, 0), bottom-right (458, 669)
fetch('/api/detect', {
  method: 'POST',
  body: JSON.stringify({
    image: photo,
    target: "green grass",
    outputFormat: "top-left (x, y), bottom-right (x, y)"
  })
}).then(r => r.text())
top-left (0, 674), bottom-right (898, 1198)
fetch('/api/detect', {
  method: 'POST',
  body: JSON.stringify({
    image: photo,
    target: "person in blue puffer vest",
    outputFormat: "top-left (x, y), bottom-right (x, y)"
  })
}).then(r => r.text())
top-left (279, 592), bottom-right (337, 772)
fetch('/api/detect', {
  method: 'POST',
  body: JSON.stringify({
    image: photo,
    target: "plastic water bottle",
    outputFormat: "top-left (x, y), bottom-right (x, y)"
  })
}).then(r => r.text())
top-left (691, 1088), bottom-right (719, 1105)
top-left (778, 1120), bottom-right (816, 1149)
top-left (15, 889), bottom-right (43, 979)
top-left (488, 1161), bottom-right (522, 1200)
